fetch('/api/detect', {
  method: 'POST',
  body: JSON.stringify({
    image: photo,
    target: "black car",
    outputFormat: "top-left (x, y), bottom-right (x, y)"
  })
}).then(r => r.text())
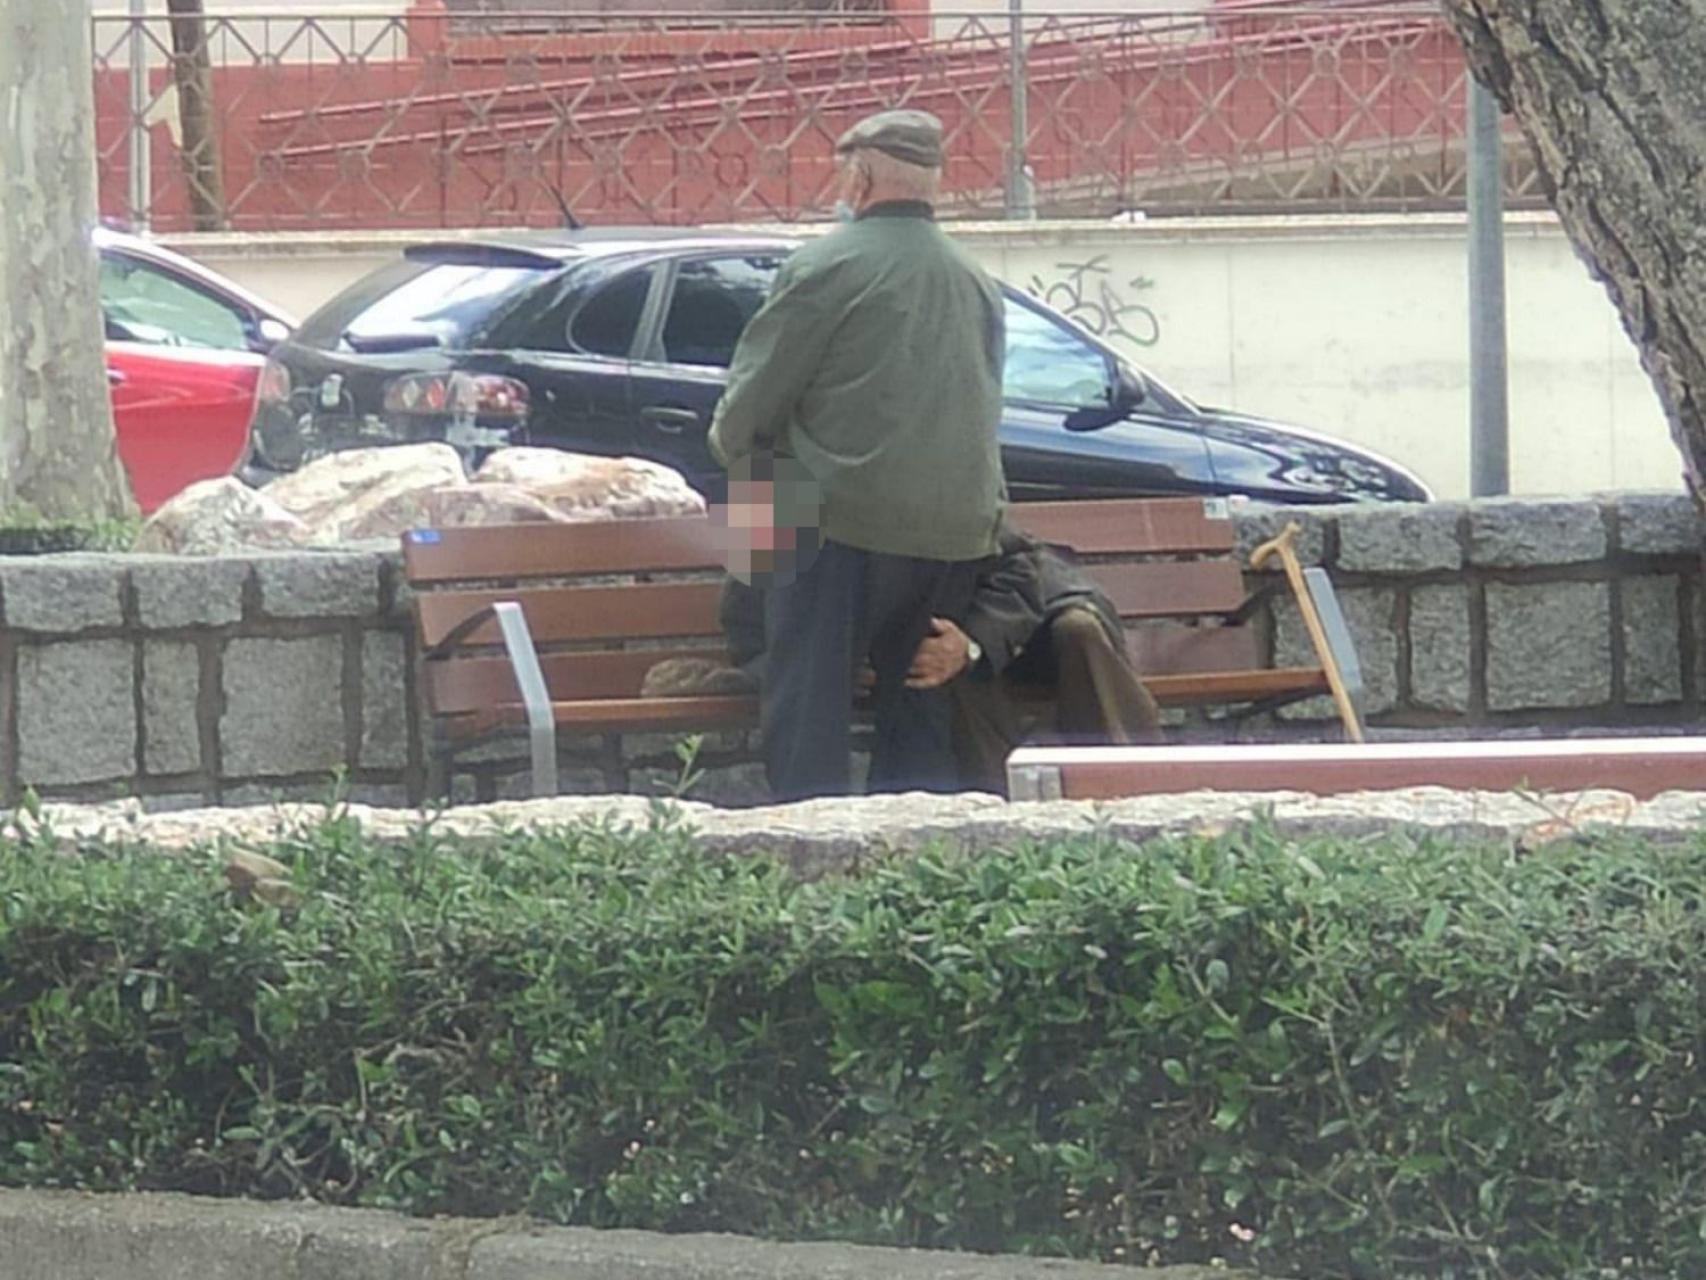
top-left (250, 229), bottom-right (1431, 505)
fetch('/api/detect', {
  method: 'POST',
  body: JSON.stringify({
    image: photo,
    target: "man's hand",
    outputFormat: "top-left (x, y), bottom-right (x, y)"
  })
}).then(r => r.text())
top-left (906, 617), bottom-right (973, 689)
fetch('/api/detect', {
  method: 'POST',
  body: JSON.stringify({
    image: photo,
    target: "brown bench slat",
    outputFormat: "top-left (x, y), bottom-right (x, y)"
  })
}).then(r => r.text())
top-left (1130, 623), bottom-right (1263, 676)
top-left (441, 668), bottom-right (1328, 742)
top-left (416, 582), bottom-right (724, 647)
top-left (1014, 498), bottom-right (1236, 555)
top-left (415, 562), bottom-right (1246, 649)
top-left (1095, 560), bottom-right (1248, 619)
top-left (1144, 667), bottom-right (1327, 705)
top-left (403, 517), bottom-right (719, 582)
top-left (1010, 739), bottom-right (1706, 802)
top-left (428, 625), bottom-right (1277, 712)
top-left (452, 694), bottom-right (761, 739)
top-left (404, 498), bottom-right (1235, 588)
top-left (427, 647), bottom-right (730, 713)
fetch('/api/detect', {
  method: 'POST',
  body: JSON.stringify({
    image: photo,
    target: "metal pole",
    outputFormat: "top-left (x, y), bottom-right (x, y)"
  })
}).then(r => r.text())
top-left (1467, 77), bottom-right (1508, 497)
top-left (128, 0), bottom-right (151, 230)
top-left (1006, 0), bottom-right (1034, 219)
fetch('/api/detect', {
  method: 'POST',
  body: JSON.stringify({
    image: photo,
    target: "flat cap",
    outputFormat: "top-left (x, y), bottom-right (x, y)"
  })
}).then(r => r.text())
top-left (835, 109), bottom-right (944, 169)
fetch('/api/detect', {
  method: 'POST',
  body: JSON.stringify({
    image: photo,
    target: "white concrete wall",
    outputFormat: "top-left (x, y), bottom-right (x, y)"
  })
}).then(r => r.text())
top-left (161, 212), bottom-right (1684, 500)
top-left (968, 214), bottom-right (1681, 499)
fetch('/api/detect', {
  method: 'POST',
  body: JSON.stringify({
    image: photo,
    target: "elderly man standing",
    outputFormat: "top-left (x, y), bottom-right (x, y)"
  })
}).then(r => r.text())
top-left (707, 110), bottom-right (1007, 801)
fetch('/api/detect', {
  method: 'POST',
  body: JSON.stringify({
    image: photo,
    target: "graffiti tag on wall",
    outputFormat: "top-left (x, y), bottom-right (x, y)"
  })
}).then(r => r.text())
top-left (1026, 255), bottom-right (1161, 349)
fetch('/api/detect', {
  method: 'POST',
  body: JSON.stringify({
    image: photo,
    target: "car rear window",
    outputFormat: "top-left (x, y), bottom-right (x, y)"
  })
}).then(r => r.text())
top-left (295, 259), bottom-right (553, 352)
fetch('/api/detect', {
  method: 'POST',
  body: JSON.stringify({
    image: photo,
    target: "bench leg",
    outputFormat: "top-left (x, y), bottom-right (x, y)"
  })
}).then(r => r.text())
top-left (427, 743), bottom-right (452, 806)
top-left (491, 601), bottom-right (558, 798)
top-left (1007, 757), bottom-right (1064, 801)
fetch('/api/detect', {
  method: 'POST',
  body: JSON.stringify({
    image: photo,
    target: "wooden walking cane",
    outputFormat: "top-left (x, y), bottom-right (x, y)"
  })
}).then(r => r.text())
top-left (1249, 521), bottom-right (1365, 743)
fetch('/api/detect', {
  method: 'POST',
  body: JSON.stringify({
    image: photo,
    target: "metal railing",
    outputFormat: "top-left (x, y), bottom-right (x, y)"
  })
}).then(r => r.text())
top-left (91, 3), bottom-right (1544, 233)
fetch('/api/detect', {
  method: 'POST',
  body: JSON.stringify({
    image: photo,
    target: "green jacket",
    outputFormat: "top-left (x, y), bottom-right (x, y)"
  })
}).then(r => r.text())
top-left (707, 203), bottom-right (1007, 562)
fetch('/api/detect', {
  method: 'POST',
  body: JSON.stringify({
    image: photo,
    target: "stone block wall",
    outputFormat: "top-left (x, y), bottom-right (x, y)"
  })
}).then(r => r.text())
top-left (0, 550), bottom-right (416, 810)
top-left (1236, 492), bottom-right (1705, 735)
top-left (0, 493), bottom-right (1700, 809)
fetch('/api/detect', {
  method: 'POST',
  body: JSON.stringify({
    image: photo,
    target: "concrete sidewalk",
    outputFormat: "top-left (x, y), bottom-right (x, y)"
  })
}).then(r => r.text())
top-left (0, 1189), bottom-right (1256, 1280)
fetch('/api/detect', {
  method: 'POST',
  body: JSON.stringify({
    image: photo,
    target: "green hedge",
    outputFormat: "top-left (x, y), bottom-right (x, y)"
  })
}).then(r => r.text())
top-left (2, 808), bottom-right (1704, 1278)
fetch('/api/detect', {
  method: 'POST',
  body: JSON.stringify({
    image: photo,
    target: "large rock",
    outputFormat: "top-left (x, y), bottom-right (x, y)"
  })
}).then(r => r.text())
top-left (135, 478), bottom-right (311, 555)
top-left (144, 446), bottom-right (705, 555)
top-left (265, 444), bottom-right (467, 536)
top-left (337, 482), bottom-right (567, 541)
top-left (476, 448), bottom-right (706, 520)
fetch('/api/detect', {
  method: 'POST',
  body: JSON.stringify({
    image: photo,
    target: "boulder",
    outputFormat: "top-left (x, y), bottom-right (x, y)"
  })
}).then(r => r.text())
top-left (473, 447), bottom-right (599, 488)
top-left (476, 448), bottom-right (706, 520)
top-left (336, 482), bottom-right (568, 541)
top-left (264, 444), bottom-right (466, 534)
top-left (142, 446), bottom-right (708, 555)
top-left (134, 478), bottom-right (311, 555)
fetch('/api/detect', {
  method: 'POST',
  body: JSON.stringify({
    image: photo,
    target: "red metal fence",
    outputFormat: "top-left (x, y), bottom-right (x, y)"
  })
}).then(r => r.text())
top-left (92, 2), bottom-right (1543, 233)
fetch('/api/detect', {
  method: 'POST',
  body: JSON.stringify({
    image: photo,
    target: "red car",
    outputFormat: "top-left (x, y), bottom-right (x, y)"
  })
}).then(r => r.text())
top-left (96, 228), bottom-right (297, 513)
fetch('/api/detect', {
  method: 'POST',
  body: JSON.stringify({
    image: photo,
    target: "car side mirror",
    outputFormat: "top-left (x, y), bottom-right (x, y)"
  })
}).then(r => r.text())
top-left (1063, 364), bottom-right (1146, 432)
top-left (251, 317), bottom-right (293, 354)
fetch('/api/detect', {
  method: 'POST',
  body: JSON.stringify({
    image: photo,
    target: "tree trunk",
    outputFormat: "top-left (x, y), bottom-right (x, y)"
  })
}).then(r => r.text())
top-left (0, 0), bottom-right (137, 522)
top-left (1440, 0), bottom-right (1706, 504)
top-left (167, 0), bottom-right (226, 232)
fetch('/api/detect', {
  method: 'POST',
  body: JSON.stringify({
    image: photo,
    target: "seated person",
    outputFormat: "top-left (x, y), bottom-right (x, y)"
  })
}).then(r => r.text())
top-left (904, 520), bottom-right (1164, 793)
top-left (644, 520), bottom-right (1163, 795)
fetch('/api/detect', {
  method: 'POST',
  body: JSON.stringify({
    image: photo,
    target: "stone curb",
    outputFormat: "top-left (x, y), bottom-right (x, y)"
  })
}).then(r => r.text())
top-left (14, 787), bottom-right (1706, 876)
top-left (0, 1190), bottom-right (1244, 1280)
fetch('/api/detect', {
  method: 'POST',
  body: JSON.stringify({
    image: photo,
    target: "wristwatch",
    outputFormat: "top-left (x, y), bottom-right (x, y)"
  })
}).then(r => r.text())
top-left (964, 637), bottom-right (983, 670)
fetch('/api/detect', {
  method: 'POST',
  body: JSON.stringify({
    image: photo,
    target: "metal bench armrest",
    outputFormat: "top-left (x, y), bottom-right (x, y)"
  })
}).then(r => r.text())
top-left (425, 600), bottom-right (559, 797)
top-left (1302, 568), bottom-right (1364, 700)
top-left (489, 602), bottom-right (559, 798)
top-left (1300, 567), bottom-right (1365, 735)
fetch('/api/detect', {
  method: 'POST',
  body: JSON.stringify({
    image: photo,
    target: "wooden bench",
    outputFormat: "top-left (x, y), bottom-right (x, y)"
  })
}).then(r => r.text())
top-left (1004, 739), bottom-right (1706, 802)
top-left (401, 496), bottom-right (1366, 797)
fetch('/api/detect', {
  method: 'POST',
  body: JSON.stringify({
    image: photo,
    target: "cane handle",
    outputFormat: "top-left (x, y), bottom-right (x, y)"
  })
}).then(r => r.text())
top-left (1249, 521), bottom-right (1301, 573)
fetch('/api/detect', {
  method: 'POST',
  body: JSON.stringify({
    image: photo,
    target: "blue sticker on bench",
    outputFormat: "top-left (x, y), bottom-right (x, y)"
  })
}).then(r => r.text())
top-left (408, 530), bottom-right (443, 544)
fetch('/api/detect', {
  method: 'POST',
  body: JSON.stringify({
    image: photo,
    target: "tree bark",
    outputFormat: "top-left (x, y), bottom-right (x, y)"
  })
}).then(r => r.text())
top-left (1440, 0), bottom-right (1706, 503)
top-left (0, 0), bottom-right (137, 521)
top-left (167, 0), bottom-right (226, 232)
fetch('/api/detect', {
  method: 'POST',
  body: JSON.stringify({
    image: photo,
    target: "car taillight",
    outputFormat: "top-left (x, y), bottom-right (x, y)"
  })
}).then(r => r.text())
top-left (451, 373), bottom-right (529, 421)
top-left (383, 372), bottom-right (528, 422)
top-left (257, 359), bottom-right (291, 406)
top-left (383, 373), bottom-right (452, 415)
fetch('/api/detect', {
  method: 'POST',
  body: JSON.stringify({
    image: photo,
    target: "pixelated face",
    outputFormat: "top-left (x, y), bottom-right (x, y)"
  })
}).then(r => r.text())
top-left (711, 451), bottom-right (822, 587)
top-left (836, 151), bottom-right (872, 211)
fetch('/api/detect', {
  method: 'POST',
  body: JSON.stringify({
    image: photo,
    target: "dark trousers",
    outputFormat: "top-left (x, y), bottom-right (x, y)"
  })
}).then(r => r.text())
top-left (951, 605), bottom-right (1164, 795)
top-left (761, 540), bottom-right (978, 801)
